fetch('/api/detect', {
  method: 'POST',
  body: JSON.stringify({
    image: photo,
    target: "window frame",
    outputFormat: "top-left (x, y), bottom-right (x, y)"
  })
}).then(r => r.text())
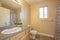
top-left (39, 6), bottom-right (48, 19)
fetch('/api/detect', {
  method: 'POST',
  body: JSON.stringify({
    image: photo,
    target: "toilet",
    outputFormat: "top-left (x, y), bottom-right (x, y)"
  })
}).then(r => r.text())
top-left (30, 30), bottom-right (37, 39)
top-left (27, 25), bottom-right (37, 39)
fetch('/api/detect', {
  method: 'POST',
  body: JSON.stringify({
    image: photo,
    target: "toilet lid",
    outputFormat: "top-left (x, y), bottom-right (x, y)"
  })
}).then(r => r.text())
top-left (30, 30), bottom-right (37, 34)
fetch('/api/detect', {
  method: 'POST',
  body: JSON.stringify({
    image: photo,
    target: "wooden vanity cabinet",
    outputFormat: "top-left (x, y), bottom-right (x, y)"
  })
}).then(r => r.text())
top-left (21, 29), bottom-right (30, 40)
top-left (7, 28), bottom-right (30, 40)
top-left (9, 31), bottom-right (25, 40)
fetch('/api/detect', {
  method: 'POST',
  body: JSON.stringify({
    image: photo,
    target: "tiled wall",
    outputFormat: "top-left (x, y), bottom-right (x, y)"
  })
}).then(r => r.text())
top-left (55, 5), bottom-right (60, 40)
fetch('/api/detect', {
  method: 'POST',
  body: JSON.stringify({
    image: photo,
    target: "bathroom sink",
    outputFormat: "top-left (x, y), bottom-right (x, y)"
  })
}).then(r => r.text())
top-left (1, 27), bottom-right (22, 34)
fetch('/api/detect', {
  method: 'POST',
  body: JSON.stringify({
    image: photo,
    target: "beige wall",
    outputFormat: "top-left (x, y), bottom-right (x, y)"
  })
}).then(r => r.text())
top-left (0, 1), bottom-right (1, 7)
top-left (30, 0), bottom-right (59, 36)
top-left (19, 0), bottom-right (30, 26)
top-left (57, 0), bottom-right (60, 5)
top-left (0, 2), bottom-right (1, 7)
top-left (0, 7), bottom-right (10, 26)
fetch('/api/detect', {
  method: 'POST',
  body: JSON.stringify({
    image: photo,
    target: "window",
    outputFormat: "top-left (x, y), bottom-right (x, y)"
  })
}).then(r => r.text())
top-left (39, 6), bottom-right (48, 18)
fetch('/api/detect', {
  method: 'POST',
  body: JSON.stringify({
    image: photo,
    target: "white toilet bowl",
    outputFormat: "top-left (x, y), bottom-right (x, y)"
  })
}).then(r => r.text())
top-left (30, 30), bottom-right (37, 39)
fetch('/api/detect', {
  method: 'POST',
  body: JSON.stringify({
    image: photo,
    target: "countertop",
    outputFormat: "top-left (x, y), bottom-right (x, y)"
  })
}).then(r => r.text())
top-left (0, 26), bottom-right (30, 40)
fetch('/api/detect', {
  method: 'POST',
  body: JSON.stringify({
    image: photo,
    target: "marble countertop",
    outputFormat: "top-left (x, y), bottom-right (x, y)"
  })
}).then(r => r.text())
top-left (0, 26), bottom-right (30, 40)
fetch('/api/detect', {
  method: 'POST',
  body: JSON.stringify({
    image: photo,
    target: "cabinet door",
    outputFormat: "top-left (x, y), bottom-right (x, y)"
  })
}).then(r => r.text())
top-left (7, 31), bottom-right (25, 40)
top-left (20, 28), bottom-right (30, 40)
top-left (25, 33), bottom-right (30, 40)
top-left (21, 33), bottom-right (30, 40)
top-left (25, 28), bottom-right (30, 40)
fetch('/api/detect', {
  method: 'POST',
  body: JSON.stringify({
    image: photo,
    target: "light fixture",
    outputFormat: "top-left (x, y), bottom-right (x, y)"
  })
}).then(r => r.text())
top-left (13, 0), bottom-right (20, 4)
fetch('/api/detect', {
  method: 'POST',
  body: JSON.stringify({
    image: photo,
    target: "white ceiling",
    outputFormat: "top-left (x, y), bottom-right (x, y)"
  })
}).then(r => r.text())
top-left (1, 0), bottom-right (45, 9)
top-left (1, 0), bottom-right (20, 9)
top-left (25, 0), bottom-right (45, 4)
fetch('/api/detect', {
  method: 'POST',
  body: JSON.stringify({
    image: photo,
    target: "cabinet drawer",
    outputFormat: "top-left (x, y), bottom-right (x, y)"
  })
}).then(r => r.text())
top-left (8, 31), bottom-right (25, 40)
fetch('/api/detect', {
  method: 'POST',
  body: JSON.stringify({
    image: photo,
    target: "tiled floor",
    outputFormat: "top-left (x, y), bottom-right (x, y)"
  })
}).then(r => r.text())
top-left (31, 34), bottom-right (54, 40)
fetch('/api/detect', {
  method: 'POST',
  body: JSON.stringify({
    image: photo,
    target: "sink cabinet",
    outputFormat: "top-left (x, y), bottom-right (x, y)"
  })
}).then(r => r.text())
top-left (7, 28), bottom-right (30, 40)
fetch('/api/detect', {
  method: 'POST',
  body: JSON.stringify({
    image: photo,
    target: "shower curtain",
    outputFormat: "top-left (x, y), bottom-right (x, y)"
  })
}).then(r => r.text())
top-left (55, 5), bottom-right (60, 40)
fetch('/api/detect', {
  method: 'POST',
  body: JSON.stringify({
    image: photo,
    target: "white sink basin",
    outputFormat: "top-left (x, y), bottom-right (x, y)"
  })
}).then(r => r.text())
top-left (1, 27), bottom-right (22, 34)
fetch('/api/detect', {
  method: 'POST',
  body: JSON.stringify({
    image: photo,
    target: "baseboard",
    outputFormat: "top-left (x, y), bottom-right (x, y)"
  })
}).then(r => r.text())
top-left (37, 32), bottom-right (54, 38)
